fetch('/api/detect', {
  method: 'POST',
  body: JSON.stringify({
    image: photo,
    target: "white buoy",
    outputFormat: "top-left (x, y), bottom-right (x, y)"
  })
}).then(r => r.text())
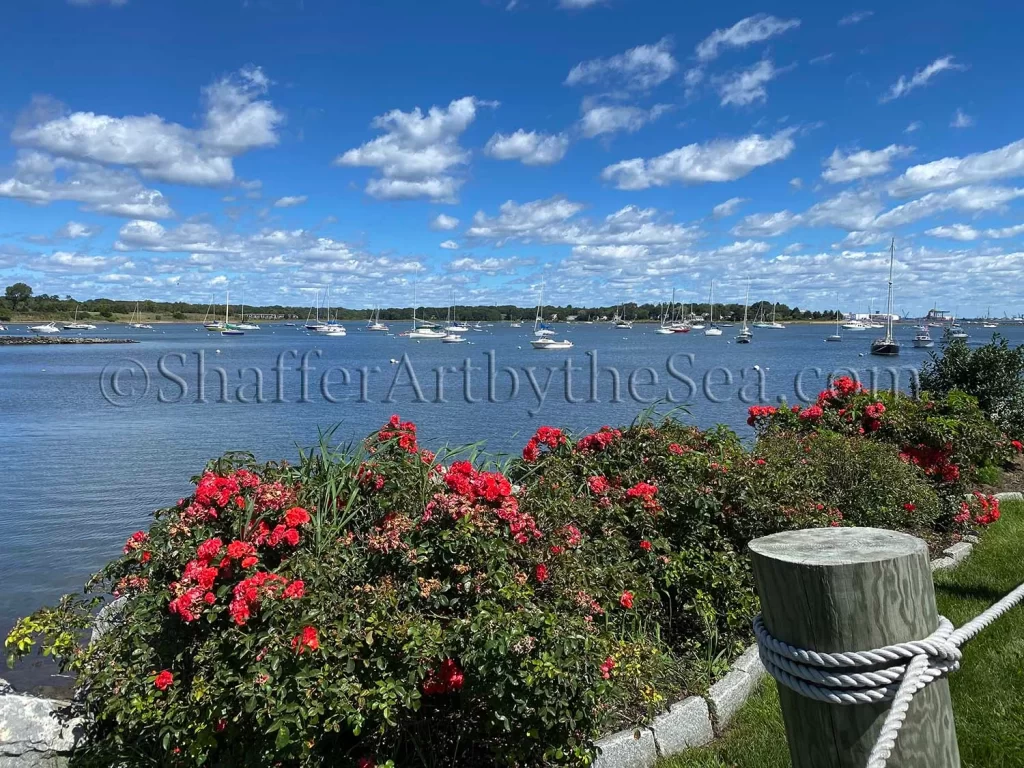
top-left (389, 358), bottom-right (399, 365)
top-left (216, 349), bottom-right (221, 354)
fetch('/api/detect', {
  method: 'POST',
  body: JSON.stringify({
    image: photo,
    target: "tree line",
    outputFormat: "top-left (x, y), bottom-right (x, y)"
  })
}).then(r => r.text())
top-left (2, 282), bottom-right (845, 322)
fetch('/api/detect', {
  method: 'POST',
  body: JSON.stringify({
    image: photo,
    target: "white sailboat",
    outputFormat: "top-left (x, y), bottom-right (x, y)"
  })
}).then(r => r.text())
top-left (235, 290), bottom-right (261, 331)
top-left (982, 308), bottom-right (998, 328)
top-left (704, 281), bottom-right (723, 336)
top-left (366, 305), bottom-right (389, 332)
top-left (444, 291), bottom-right (470, 334)
top-left (736, 282), bottom-right (752, 344)
top-left (63, 303), bottom-right (97, 330)
top-left (406, 286), bottom-right (447, 339)
top-left (656, 292), bottom-right (677, 334)
top-left (203, 297), bottom-right (225, 331)
top-left (313, 287), bottom-right (346, 336)
top-left (613, 304), bottom-right (633, 329)
top-left (870, 240), bottom-right (900, 356)
top-left (221, 292), bottom-right (244, 335)
top-left (127, 302), bottom-right (153, 330)
top-left (531, 279), bottom-right (572, 349)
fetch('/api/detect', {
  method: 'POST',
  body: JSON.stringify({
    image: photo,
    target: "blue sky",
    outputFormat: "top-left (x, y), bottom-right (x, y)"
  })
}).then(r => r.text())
top-left (1, 0), bottom-right (1022, 316)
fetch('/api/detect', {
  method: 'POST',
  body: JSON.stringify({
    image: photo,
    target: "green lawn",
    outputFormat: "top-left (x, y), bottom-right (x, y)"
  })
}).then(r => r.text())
top-left (660, 500), bottom-right (1024, 768)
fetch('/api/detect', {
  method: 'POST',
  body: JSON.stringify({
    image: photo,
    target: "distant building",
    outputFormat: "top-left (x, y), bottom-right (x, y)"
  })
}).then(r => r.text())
top-left (566, 314), bottom-right (578, 322)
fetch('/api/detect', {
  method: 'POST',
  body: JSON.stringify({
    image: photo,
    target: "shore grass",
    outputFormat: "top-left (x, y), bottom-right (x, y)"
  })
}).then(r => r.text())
top-left (659, 499), bottom-right (1024, 768)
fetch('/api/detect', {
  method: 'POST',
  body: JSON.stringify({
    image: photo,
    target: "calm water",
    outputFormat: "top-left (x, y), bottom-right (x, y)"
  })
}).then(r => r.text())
top-left (3, 320), bottom-right (1020, 688)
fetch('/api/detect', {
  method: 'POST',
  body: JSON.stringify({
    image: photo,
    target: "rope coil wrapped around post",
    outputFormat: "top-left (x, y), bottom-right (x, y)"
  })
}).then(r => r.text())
top-left (754, 581), bottom-right (1024, 768)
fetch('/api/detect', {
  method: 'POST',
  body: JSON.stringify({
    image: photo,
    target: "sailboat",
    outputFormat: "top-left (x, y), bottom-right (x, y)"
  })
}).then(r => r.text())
top-left (613, 304), bottom-right (633, 329)
top-left (64, 303), bottom-right (96, 330)
top-left (982, 308), bottom-right (998, 328)
top-left (736, 283), bottom-right (753, 344)
top-left (235, 290), bottom-right (261, 331)
top-left (759, 301), bottom-right (785, 329)
top-left (127, 302), bottom-right (153, 330)
top-left (826, 294), bottom-right (842, 342)
top-left (406, 286), bottom-right (447, 339)
top-left (221, 292), bottom-right (244, 336)
top-left (531, 280), bottom-right (572, 349)
top-left (445, 291), bottom-right (470, 334)
top-left (365, 305), bottom-right (389, 332)
top-left (704, 281), bottom-right (723, 336)
top-left (657, 292), bottom-right (677, 334)
top-left (305, 289), bottom-right (326, 331)
top-left (203, 297), bottom-right (225, 331)
top-left (870, 240), bottom-right (900, 356)
top-left (313, 287), bottom-right (346, 336)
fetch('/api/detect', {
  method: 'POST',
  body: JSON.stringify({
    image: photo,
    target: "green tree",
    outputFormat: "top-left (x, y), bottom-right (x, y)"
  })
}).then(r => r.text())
top-left (5, 282), bottom-right (32, 310)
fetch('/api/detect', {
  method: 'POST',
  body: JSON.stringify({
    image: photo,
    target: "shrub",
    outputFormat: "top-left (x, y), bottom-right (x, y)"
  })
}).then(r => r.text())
top-left (920, 334), bottom-right (1024, 441)
top-left (4, 412), bottom-right (1005, 767)
top-left (748, 376), bottom-right (1013, 494)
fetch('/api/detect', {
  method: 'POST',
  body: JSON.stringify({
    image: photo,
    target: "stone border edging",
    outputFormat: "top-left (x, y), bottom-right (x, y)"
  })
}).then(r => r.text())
top-left (592, 510), bottom-right (1012, 767)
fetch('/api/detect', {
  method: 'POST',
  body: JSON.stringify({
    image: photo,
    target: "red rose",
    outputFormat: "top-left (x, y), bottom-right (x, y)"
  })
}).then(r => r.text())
top-left (141, 551), bottom-right (151, 563)
top-left (599, 656), bottom-right (616, 679)
top-left (291, 626), bottom-right (319, 654)
top-left (1012, 440), bottom-right (1023, 453)
top-left (639, 540), bottom-right (652, 551)
top-left (196, 537), bottom-right (223, 563)
top-left (283, 580), bottom-right (305, 599)
top-left (535, 563), bottom-right (549, 583)
top-left (154, 670), bottom-right (174, 691)
top-left (668, 443), bottom-right (685, 455)
top-left (284, 507), bottom-right (311, 527)
top-left (903, 502), bottom-right (916, 512)
top-left (619, 591), bottom-right (634, 609)
top-left (283, 528), bottom-right (300, 547)
top-left (240, 556), bottom-right (258, 569)
top-left (588, 476), bottom-right (610, 494)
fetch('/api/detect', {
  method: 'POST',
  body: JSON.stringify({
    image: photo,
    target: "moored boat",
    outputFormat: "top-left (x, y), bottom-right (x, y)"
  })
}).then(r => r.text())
top-left (870, 240), bottom-right (900, 357)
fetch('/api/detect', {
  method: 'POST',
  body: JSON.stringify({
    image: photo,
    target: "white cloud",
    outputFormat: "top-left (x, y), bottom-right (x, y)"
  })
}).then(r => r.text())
top-left (950, 108), bottom-right (975, 129)
top-left (26, 221), bottom-right (100, 243)
top-left (880, 55), bottom-right (965, 103)
top-left (732, 210), bottom-right (801, 237)
top-left (905, 121), bottom-right (923, 133)
top-left (558, 0), bottom-right (603, 7)
top-left (439, 239), bottom-right (460, 250)
top-left (0, 150), bottom-right (174, 219)
top-left (565, 37), bottom-right (677, 91)
top-left (874, 186), bottom-right (1024, 228)
top-left (335, 96), bottom-right (486, 202)
top-left (447, 256), bottom-right (528, 274)
top-left (579, 104), bottom-right (669, 138)
top-left (601, 129), bottom-right (795, 190)
top-left (822, 144), bottom-right (914, 183)
top-left (273, 195), bottom-right (308, 208)
top-left (789, 177), bottom-right (803, 190)
top-left (12, 67), bottom-right (282, 186)
top-left (485, 130), bottom-right (569, 165)
top-left (889, 138), bottom-right (1024, 196)
top-left (926, 222), bottom-right (1024, 241)
top-left (67, 0), bottom-right (128, 5)
top-left (30, 251), bottom-right (132, 274)
top-left (810, 53), bottom-right (834, 65)
top-left (716, 59), bottom-right (786, 107)
top-left (713, 197), bottom-right (747, 218)
top-left (430, 213), bottom-right (460, 231)
top-left (716, 240), bottom-right (771, 256)
top-left (838, 10), bottom-right (873, 25)
top-left (695, 14), bottom-right (801, 62)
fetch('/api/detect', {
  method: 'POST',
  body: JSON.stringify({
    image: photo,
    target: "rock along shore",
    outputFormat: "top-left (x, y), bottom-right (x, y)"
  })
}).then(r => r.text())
top-left (0, 336), bottom-right (138, 346)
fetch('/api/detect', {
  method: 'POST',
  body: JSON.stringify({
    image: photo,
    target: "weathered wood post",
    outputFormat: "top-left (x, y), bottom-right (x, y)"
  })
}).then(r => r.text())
top-left (749, 527), bottom-right (960, 767)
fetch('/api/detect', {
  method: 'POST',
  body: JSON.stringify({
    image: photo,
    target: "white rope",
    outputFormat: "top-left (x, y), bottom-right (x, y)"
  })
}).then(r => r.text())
top-left (753, 581), bottom-right (1024, 768)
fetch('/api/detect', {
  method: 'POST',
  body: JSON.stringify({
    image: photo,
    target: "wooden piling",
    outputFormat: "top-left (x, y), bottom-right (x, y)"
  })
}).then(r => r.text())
top-left (749, 526), bottom-right (960, 767)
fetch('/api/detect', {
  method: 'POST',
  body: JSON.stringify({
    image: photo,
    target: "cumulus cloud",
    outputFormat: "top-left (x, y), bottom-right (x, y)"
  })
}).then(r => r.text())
top-left (0, 150), bottom-right (174, 219)
top-left (732, 210), bottom-right (801, 237)
top-left (30, 251), bottom-right (132, 274)
top-left (565, 37), bottom-right (677, 91)
top-left (335, 96), bottom-right (487, 202)
top-left (273, 195), bottom-right (308, 208)
top-left (712, 197), bottom-right (748, 218)
top-left (446, 256), bottom-right (528, 274)
top-left (485, 130), bottom-right (569, 165)
top-left (25, 220), bottom-right (100, 243)
top-left (888, 138), bottom-right (1024, 196)
top-left (822, 144), bottom-right (914, 183)
top-left (695, 14), bottom-right (801, 62)
top-left (430, 213), bottom-right (460, 231)
top-left (880, 55), bottom-right (965, 103)
top-left (926, 223), bottom-right (1024, 241)
top-left (601, 129), bottom-right (796, 190)
top-left (715, 59), bottom-right (788, 107)
top-left (12, 67), bottom-right (282, 186)
top-left (578, 104), bottom-right (669, 138)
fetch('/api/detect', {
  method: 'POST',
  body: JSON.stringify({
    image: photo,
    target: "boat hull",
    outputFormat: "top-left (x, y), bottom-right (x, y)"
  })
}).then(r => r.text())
top-left (870, 340), bottom-right (900, 356)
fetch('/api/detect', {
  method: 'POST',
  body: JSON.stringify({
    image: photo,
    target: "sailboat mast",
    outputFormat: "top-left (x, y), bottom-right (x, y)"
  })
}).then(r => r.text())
top-left (887, 239), bottom-right (895, 339)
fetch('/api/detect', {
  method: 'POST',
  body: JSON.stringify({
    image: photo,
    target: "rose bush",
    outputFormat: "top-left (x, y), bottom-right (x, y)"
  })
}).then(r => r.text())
top-left (5, 403), bottom-right (1007, 767)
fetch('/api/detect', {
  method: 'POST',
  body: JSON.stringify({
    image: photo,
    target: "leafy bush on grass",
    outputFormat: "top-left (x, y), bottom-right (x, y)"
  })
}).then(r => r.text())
top-left (920, 334), bottom-right (1024, 441)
